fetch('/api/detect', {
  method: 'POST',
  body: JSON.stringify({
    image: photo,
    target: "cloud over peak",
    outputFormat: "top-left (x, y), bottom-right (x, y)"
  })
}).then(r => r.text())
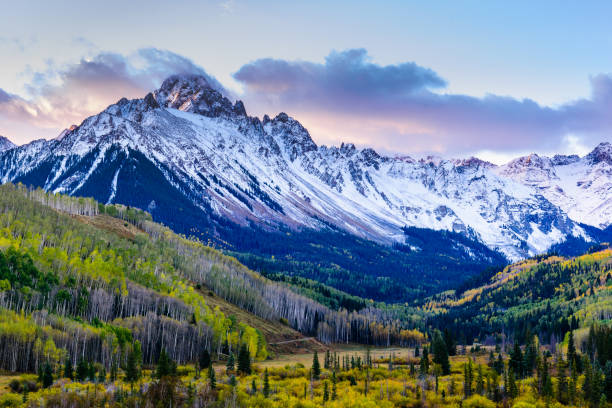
top-left (234, 49), bottom-right (612, 159)
top-left (0, 48), bottom-right (223, 144)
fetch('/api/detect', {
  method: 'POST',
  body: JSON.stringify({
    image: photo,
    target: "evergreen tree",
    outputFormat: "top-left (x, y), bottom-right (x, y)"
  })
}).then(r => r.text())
top-left (126, 348), bottom-right (140, 384)
top-left (568, 330), bottom-right (578, 371)
top-left (414, 344), bottom-right (420, 358)
top-left (229, 375), bottom-right (237, 387)
top-left (208, 365), bottom-right (216, 389)
top-left (41, 362), bottom-right (53, 388)
top-left (251, 378), bottom-right (257, 394)
top-left (155, 348), bottom-right (174, 378)
top-left (443, 328), bottom-right (456, 356)
top-left (199, 349), bottom-right (211, 370)
top-left (432, 330), bottom-right (451, 375)
top-left (494, 353), bottom-right (504, 375)
top-left (508, 368), bottom-right (519, 399)
top-left (463, 359), bottom-right (473, 398)
top-left (312, 351), bottom-right (321, 379)
top-left (323, 381), bottom-right (329, 402)
top-left (87, 362), bottom-right (96, 381)
top-left (324, 350), bottom-right (331, 370)
top-left (226, 352), bottom-right (235, 373)
top-left (237, 344), bottom-right (252, 375)
top-left (476, 364), bottom-right (485, 395)
top-left (510, 342), bottom-right (524, 379)
top-left (76, 359), bottom-right (88, 381)
top-left (419, 347), bottom-right (429, 375)
top-left (63, 358), bottom-right (73, 380)
top-left (331, 371), bottom-right (337, 400)
top-left (263, 368), bottom-right (270, 397)
top-left (556, 356), bottom-right (568, 404)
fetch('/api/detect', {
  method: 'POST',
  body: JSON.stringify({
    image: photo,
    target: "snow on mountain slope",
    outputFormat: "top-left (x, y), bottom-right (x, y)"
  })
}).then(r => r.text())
top-left (497, 143), bottom-right (612, 229)
top-left (0, 74), bottom-right (596, 260)
top-left (0, 136), bottom-right (15, 152)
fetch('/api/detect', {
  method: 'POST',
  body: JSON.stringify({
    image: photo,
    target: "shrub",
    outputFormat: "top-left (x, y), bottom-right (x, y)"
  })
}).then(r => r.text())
top-left (0, 393), bottom-right (22, 408)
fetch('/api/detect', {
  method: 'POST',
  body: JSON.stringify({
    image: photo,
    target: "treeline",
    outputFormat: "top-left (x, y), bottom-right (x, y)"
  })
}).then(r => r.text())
top-left (430, 249), bottom-right (612, 345)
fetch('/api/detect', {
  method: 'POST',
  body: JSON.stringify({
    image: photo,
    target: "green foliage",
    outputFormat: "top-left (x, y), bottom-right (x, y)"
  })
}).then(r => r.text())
top-left (41, 362), bottom-right (53, 388)
top-left (237, 343), bottom-right (251, 375)
top-left (312, 351), bottom-right (321, 379)
top-left (432, 330), bottom-right (450, 375)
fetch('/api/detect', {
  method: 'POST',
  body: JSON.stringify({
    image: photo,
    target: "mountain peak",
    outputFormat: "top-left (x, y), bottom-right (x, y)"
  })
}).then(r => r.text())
top-left (154, 74), bottom-right (244, 118)
top-left (0, 135), bottom-right (16, 152)
top-left (586, 142), bottom-right (612, 165)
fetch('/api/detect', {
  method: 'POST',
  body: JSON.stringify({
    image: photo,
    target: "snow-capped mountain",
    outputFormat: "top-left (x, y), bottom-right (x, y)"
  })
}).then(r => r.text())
top-left (497, 143), bottom-right (612, 230)
top-left (0, 136), bottom-right (15, 152)
top-left (0, 74), bottom-right (602, 260)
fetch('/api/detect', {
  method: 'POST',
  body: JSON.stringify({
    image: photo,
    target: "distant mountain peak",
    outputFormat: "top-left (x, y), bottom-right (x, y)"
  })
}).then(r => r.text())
top-left (586, 142), bottom-right (612, 165)
top-left (154, 74), bottom-right (245, 118)
top-left (0, 136), bottom-right (16, 152)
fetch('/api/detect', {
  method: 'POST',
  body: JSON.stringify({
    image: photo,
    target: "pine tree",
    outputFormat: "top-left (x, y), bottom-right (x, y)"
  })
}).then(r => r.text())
top-left (199, 349), bottom-right (211, 369)
top-left (510, 342), bottom-right (524, 379)
top-left (415, 344), bottom-right (420, 358)
top-left (263, 368), bottom-right (270, 397)
top-left (568, 330), bottom-right (578, 370)
top-left (312, 351), bottom-right (321, 379)
top-left (324, 350), bottom-right (331, 370)
top-left (208, 365), bottom-right (216, 390)
top-left (419, 347), bottom-right (429, 375)
top-left (41, 362), bottom-right (53, 388)
top-left (76, 359), bottom-right (88, 381)
top-left (126, 348), bottom-right (140, 384)
top-left (156, 348), bottom-right (174, 378)
top-left (226, 352), bottom-right (235, 373)
top-left (331, 371), bottom-right (337, 400)
top-left (463, 359), bottom-right (473, 398)
top-left (323, 381), bottom-right (329, 402)
top-left (63, 358), bottom-right (73, 380)
top-left (556, 356), bottom-right (568, 404)
top-left (251, 378), bottom-right (257, 394)
top-left (432, 330), bottom-right (451, 375)
top-left (87, 362), bottom-right (96, 382)
top-left (508, 368), bottom-right (519, 399)
top-left (237, 344), bottom-right (251, 375)
top-left (476, 364), bottom-right (485, 395)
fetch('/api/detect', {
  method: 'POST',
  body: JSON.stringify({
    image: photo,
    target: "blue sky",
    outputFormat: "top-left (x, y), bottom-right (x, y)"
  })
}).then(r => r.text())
top-left (1, 1), bottom-right (611, 162)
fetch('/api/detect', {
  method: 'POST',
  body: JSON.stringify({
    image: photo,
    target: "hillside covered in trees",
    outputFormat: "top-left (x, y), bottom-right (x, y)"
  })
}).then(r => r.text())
top-left (0, 184), bottom-right (427, 375)
top-left (428, 247), bottom-right (612, 346)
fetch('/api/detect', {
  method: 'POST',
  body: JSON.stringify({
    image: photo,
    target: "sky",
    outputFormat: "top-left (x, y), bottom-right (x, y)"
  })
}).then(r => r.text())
top-left (1, 1), bottom-right (611, 164)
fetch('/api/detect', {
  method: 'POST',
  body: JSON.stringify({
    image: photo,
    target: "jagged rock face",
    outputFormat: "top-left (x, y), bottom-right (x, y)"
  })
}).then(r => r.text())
top-left (0, 136), bottom-right (15, 152)
top-left (0, 74), bottom-right (606, 260)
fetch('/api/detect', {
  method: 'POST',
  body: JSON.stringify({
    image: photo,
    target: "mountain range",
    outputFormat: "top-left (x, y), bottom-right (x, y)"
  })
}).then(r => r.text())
top-left (0, 74), bottom-right (610, 262)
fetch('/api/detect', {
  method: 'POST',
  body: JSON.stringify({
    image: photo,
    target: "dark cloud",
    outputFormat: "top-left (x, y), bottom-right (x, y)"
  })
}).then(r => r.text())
top-left (235, 48), bottom-right (446, 102)
top-left (0, 48), bottom-right (223, 144)
top-left (234, 49), bottom-right (611, 157)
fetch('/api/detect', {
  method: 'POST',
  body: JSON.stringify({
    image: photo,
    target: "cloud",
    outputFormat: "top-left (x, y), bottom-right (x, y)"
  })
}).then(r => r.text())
top-left (234, 49), bottom-right (612, 159)
top-left (0, 48), bottom-right (223, 144)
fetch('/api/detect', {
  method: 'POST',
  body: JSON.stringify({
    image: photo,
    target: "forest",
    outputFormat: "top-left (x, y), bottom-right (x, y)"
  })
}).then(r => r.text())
top-left (0, 184), bottom-right (426, 375)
